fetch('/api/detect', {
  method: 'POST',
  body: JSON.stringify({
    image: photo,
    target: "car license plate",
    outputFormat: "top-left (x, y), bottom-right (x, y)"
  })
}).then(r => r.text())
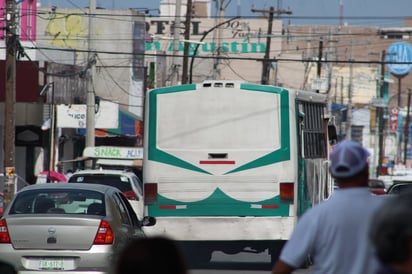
top-left (39, 259), bottom-right (65, 270)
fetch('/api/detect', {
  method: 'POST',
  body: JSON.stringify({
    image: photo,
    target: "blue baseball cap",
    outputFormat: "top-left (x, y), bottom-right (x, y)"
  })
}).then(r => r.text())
top-left (330, 140), bottom-right (370, 179)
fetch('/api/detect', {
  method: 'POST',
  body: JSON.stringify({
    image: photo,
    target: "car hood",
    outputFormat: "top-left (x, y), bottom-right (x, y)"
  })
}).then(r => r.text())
top-left (6, 216), bottom-right (102, 250)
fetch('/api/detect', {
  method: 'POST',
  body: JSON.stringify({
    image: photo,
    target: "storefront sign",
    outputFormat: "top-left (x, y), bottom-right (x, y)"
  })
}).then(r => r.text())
top-left (56, 101), bottom-right (118, 128)
top-left (83, 146), bottom-right (143, 159)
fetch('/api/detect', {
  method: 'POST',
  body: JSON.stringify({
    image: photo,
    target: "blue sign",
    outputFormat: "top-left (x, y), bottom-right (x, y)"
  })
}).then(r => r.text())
top-left (386, 42), bottom-right (412, 75)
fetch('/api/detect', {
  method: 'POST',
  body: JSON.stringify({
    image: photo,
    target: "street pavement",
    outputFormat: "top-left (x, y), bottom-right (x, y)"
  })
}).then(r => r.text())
top-left (189, 250), bottom-right (312, 274)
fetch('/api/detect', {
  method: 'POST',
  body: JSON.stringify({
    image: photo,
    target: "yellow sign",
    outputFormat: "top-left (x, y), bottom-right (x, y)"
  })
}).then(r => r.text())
top-left (5, 166), bottom-right (15, 177)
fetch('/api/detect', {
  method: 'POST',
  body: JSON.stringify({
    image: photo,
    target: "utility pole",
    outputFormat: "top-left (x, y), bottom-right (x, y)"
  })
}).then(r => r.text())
top-left (377, 50), bottom-right (386, 176)
top-left (346, 60), bottom-right (353, 140)
top-left (3, 0), bottom-right (17, 207)
top-left (316, 38), bottom-right (324, 93)
top-left (213, 0), bottom-right (225, 80)
top-left (171, 0), bottom-right (182, 85)
top-left (404, 89), bottom-right (411, 164)
top-left (251, 6), bottom-right (292, 84)
top-left (181, 0), bottom-right (192, 84)
top-left (86, 0), bottom-right (96, 166)
top-left (261, 6), bottom-right (274, 85)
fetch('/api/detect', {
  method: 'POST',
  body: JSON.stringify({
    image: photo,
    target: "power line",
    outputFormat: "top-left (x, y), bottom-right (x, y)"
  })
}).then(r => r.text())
top-left (21, 44), bottom-right (412, 65)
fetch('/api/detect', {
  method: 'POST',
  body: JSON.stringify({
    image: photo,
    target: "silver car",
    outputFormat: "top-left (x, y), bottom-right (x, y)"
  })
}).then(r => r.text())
top-left (0, 183), bottom-right (155, 274)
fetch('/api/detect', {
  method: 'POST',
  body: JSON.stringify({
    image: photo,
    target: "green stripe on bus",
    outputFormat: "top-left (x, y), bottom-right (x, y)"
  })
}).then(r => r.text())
top-left (148, 187), bottom-right (290, 217)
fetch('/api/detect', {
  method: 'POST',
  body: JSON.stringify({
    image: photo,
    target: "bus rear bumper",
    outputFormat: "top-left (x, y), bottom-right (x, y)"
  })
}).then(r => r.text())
top-left (142, 216), bottom-right (295, 241)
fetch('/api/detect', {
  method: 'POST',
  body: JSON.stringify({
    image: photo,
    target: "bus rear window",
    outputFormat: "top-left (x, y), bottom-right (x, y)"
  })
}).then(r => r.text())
top-left (69, 175), bottom-right (132, 192)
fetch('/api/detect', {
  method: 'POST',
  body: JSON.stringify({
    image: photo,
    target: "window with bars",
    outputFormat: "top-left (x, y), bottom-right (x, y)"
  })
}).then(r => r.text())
top-left (298, 102), bottom-right (327, 159)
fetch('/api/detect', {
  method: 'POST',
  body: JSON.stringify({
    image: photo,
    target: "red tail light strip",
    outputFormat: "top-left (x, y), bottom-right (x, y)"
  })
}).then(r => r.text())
top-left (199, 160), bottom-right (236, 164)
top-left (250, 204), bottom-right (279, 209)
top-left (159, 205), bottom-right (187, 209)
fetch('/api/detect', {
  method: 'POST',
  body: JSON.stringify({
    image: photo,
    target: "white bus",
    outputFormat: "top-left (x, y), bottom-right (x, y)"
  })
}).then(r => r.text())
top-left (143, 80), bottom-right (336, 264)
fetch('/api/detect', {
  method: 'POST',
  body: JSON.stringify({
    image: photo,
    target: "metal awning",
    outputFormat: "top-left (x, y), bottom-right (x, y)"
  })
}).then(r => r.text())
top-left (59, 156), bottom-right (90, 163)
top-left (96, 159), bottom-right (142, 167)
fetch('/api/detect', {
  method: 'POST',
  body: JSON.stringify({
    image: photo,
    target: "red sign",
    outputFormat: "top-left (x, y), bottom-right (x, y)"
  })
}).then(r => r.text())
top-left (389, 107), bottom-right (399, 131)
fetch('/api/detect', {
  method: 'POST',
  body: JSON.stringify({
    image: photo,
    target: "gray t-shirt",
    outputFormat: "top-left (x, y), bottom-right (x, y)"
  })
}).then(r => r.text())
top-left (279, 187), bottom-right (386, 274)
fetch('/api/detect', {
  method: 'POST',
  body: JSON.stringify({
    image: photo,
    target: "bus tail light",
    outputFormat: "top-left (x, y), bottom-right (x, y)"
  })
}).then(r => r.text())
top-left (280, 182), bottom-right (294, 204)
top-left (144, 183), bottom-right (158, 205)
top-left (93, 220), bottom-right (114, 244)
top-left (0, 219), bottom-right (11, 243)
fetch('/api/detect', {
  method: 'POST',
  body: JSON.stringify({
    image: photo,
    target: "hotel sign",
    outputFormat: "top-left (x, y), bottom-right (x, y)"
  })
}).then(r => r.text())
top-left (145, 18), bottom-right (282, 55)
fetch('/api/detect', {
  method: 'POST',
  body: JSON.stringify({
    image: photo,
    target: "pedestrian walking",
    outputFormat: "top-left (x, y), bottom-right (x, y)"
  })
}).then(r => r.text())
top-left (114, 236), bottom-right (188, 274)
top-left (370, 192), bottom-right (412, 274)
top-left (272, 140), bottom-right (386, 274)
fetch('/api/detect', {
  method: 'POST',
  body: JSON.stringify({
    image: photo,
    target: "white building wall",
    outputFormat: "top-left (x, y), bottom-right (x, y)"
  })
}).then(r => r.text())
top-left (36, 8), bottom-right (145, 118)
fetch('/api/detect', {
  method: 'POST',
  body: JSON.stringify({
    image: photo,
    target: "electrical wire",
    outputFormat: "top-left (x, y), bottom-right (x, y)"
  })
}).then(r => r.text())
top-left (96, 55), bottom-right (143, 98)
top-left (14, 8), bottom-right (410, 62)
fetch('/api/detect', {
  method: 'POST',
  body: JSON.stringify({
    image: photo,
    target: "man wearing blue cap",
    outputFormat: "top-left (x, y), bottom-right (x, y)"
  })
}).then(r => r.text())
top-left (272, 140), bottom-right (386, 274)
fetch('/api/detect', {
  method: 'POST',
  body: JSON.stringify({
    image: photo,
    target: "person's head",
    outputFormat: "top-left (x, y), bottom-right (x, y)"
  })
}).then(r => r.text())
top-left (115, 236), bottom-right (187, 274)
top-left (370, 193), bottom-right (412, 267)
top-left (329, 140), bottom-right (370, 187)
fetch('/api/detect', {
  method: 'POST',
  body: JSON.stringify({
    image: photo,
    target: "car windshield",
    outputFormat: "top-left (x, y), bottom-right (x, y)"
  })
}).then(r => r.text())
top-left (8, 189), bottom-right (105, 215)
top-left (69, 174), bottom-right (132, 192)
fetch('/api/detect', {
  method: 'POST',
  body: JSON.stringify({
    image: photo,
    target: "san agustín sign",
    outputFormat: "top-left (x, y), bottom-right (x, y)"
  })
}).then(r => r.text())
top-left (145, 18), bottom-right (282, 55)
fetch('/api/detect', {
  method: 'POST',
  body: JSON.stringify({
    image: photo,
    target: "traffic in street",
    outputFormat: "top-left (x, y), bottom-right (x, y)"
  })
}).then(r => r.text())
top-left (1, 0), bottom-right (411, 273)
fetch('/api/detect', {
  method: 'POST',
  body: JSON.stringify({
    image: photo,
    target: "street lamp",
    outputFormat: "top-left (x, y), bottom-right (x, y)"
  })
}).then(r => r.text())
top-left (189, 16), bottom-right (240, 84)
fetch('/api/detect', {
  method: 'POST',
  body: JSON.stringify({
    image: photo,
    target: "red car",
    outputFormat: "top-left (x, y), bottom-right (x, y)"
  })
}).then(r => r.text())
top-left (368, 179), bottom-right (386, 195)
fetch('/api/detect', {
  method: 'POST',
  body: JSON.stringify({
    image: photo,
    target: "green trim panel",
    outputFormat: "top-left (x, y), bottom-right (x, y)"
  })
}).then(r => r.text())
top-left (147, 83), bottom-right (293, 218)
top-left (148, 187), bottom-right (290, 217)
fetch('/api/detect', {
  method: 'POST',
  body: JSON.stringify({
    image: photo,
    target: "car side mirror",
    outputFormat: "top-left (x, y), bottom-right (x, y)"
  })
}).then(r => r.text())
top-left (141, 216), bottom-right (156, 227)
